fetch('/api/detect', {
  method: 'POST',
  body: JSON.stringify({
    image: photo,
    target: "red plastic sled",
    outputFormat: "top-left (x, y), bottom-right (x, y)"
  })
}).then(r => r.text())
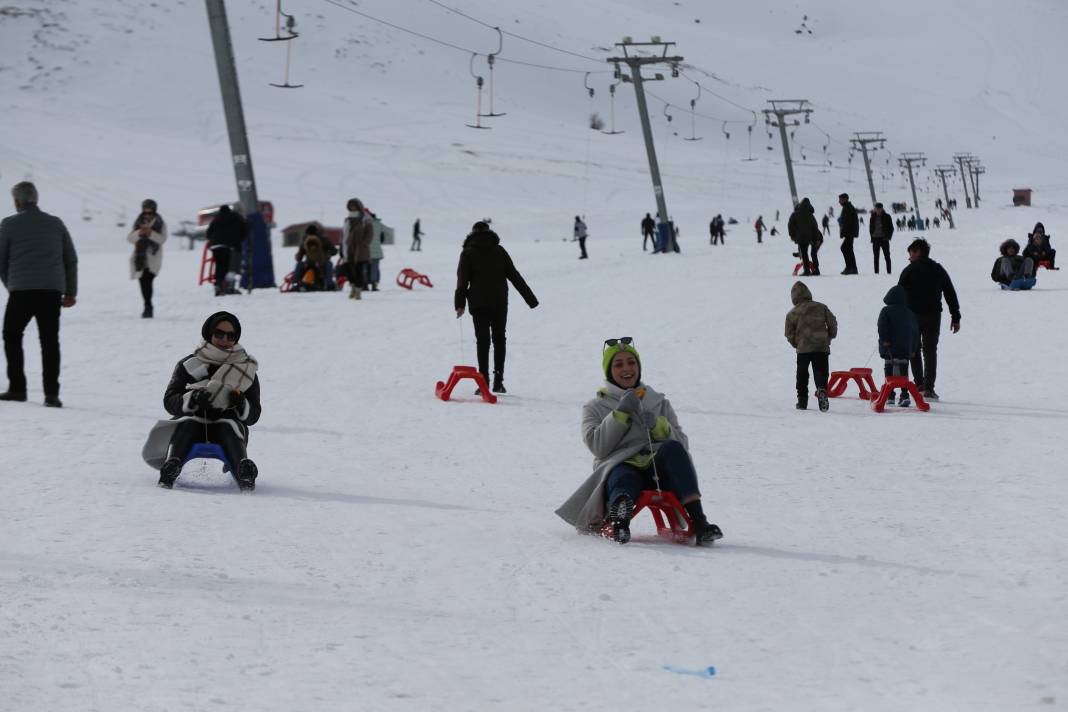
top-left (827, 367), bottom-right (879, 400)
top-left (397, 268), bottom-right (433, 290)
top-left (870, 376), bottom-right (930, 413)
top-left (199, 242), bottom-right (215, 285)
top-left (792, 261), bottom-right (805, 276)
top-left (632, 490), bottom-right (694, 543)
top-left (435, 365), bottom-right (497, 404)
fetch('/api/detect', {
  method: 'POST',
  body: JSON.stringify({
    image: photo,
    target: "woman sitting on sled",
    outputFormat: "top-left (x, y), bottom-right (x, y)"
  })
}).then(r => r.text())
top-left (555, 338), bottom-right (722, 545)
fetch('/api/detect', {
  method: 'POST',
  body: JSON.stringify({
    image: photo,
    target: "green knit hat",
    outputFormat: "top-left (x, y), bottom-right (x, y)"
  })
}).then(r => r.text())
top-left (603, 342), bottom-right (642, 382)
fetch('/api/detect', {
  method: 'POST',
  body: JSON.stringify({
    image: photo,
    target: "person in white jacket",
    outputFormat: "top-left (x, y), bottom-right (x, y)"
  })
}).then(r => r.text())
top-left (555, 338), bottom-right (723, 545)
top-left (128, 198), bottom-right (167, 318)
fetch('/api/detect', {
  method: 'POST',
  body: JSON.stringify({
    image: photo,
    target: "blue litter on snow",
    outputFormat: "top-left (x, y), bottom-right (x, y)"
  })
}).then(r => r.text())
top-left (663, 665), bottom-right (716, 679)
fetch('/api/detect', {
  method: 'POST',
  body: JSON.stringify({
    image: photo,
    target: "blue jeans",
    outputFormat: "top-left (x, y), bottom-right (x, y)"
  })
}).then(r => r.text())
top-left (605, 440), bottom-right (701, 506)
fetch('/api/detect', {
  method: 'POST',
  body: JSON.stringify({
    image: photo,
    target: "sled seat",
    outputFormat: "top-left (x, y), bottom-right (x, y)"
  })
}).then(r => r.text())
top-left (827, 367), bottom-right (878, 400)
top-left (435, 365), bottom-right (496, 404)
top-left (1037, 260), bottom-right (1055, 271)
top-left (397, 268), bottom-right (433, 290)
top-left (871, 376), bottom-right (930, 413)
top-left (182, 442), bottom-right (234, 473)
top-left (632, 490), bottom-right (693, 543)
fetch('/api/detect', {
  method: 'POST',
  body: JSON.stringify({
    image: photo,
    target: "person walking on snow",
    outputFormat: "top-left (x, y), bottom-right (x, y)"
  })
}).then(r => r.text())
top-left (837, 193), bottom-right (859, 274)
top-left (574, 216), bottom-right (588, 259)
top-left (877, 285), bottom-right (919, 407)
top-left (142, 311), bottom-right (261, 490)
top-left (454, 221), bottom-right (539, 394)
top-left (0, 181), bottom-right (78, 408)
top-left (821, 213), bottom-right (831, 236)
top-left (641, 213), bottom-right (655, 251)
top-left (411, 218), bottom-right (423, 251)
top-left (554, 338), bottom-right (723, 545)
top-left (870, 202), bottom-right (894, 274)
top-left (342, 198), bottom-right (373, 299)
top-left (785, 281), bottom-right (837, 411)
top-left (897, 238), bottom-right (960, 401)
top-left (206, 204), bottom-right (247, 296)
top-left (788, 198), bottom-right (821, 275)
top-left (128, 198), bottom-right (167, 318)
top-left (755, 215), bottom-right (765, 244)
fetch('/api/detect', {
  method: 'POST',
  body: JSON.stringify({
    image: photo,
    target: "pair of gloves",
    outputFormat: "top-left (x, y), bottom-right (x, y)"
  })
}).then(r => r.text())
top-left (615, 389), bottom-right (658, 430)
top-left (190, 388), bottom-right (245, 412)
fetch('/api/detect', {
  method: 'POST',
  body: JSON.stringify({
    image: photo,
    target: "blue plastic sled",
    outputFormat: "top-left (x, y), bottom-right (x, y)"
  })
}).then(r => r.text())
top-left (182, 443), bottom-right (234, 473)
top-left (1001, 277), bottom-right (1036, 291)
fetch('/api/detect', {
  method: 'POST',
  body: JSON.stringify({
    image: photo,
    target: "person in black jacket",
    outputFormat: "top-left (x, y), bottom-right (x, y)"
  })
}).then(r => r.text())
top-left (991, 239), bottom-right (1035, 289)
top-left (454, 222), bottom-right (539, 393)
top-left (206, 205), bottom-right (248, 296)
top-left (869, 203), bottom-right (894, 274)
top-left (897, 239), bottom-right (961, 400)
top-left (153, 312), bottom-right (262, 490)
top-left (877, 285), bottom-right (919, 407)
top-left (641, 213), bottom-right (655, 251)
top-left (788, 198), bottom-right (821, 275)
top-left (838, 193), bottom-right (859, 274)
top-left (1022, 222), bottom-right (1056, 270)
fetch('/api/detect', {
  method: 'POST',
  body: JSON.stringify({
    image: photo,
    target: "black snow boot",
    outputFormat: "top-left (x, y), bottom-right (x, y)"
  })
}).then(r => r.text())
top-left (492, 371), bottom-right (506, 394)
top-left (816, 388), bottom-right (829, 412)
top-left (608, 494), bottom-right (634, 544)
top-left (683, 500), bottom-right (723, 545)
top-left (236, 459), bottom-right (258, 491)
top-left (158, 457), bottom-right (181, 489)
top-left (142, 303), bottom-right (153, 319)
top-left (796, 394), bottom-right (808, 410)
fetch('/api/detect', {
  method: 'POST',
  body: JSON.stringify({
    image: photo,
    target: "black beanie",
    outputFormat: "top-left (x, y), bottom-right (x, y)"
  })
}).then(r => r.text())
top-left (201, 311), bottom-right (241, 342)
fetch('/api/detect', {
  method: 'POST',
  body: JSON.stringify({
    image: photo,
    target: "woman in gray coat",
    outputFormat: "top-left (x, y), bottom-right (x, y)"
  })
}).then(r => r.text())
top-left (555, 339), bottom-right (723, 545)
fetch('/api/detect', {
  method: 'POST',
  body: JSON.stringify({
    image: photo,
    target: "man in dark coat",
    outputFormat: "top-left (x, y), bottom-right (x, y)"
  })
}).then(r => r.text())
top-left (1023, 222), bottom-right (1056, 270)
top-left (641, 213), bottom-right (655, 251)
top-left (206, 204), bottom-right (248, 296)
top-left (869, 202), bottom-right (894, 273)
top-left (898, 239), bottom-right (961, 400)
top-left (454, 222), bottom-right (539, 394)
top-left (788, 198), bottom-right (821, 275)
top-left (838, 193), bottom-right (859, 274)
top-left (0, 181), bottom-right (78, 407)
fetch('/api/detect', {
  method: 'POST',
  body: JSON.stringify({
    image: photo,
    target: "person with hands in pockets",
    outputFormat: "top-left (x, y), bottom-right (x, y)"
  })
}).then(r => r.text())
top-left (555, 338), bottom-right (723, 546)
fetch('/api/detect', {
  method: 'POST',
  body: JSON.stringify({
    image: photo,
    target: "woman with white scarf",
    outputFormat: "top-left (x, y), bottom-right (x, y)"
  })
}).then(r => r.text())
top-left (145, 311), bottom-right (262, 490)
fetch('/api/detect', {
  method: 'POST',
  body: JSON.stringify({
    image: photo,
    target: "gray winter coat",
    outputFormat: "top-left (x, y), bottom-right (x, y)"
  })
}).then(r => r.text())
top-left (0, 205), bottom-right (78, 296)
top-left (555, 382), bottom-right (690, 532)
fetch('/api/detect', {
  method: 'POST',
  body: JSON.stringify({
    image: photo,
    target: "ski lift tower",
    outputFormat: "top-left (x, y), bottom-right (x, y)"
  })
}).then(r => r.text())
top-left (762, 100), bottom-right (812, 209)
top-left (606, 37), bottom-right (683, 252)
top-left (205, 0), bottom-right (275, 288)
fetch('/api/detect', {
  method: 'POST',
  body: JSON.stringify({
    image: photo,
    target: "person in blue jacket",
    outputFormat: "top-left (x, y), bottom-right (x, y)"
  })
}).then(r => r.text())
top-left (877, 285), bottom-right (919, 407)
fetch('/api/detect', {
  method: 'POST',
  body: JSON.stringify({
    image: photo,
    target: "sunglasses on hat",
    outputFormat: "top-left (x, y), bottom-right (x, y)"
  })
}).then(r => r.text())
top-left (603, 336), bottom-right (634, 351)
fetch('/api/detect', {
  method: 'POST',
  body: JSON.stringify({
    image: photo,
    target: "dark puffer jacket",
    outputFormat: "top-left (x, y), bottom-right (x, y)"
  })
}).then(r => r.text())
top-left (898, 256), bottom-right (961, 320)
top-left (454, 228), bottom-right (538, 313)
top-left (869, 211), bottom-right (894, 242)
top-left (784, 281), bottom-right (838, 353)
top-left (207, 207), bottom-right (248, 250)
top-left (877, 285), bottom-right (919, 358)
top-left (788, 199), bottom-right (821, 246)
top-left (839, 201), bottom-right (859, 239)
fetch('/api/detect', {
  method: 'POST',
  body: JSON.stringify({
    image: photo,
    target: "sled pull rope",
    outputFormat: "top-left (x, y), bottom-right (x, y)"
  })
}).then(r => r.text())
top-left (636, 388), bottom-right (662, 494)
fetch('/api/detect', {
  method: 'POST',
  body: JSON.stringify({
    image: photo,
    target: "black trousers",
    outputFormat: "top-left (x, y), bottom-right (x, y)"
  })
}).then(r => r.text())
top-left (643, 230), bottom-right (653, 250)
top-left (840, 237), bottom-right (857, 272)
top-left (578, 237), bottom-right (588, 258)
top-left (212, 246), bottom-right (231, 291)
top-left (909, 312), bottom-right (941, 391)
top-left (166, 420), bottom-right (248, 469)
top-left (471, 309), bottom-right (507, 378)
top-left (873, 239), bottom-right (891, 273)
top-left (795, 352), bottom-right (829, 398)
top-left (3, 290), bottom-right (62, 397)
top-left (139, 270), bottom-right (156, 306)
top-left (798, 242), bottom-right (818, 273)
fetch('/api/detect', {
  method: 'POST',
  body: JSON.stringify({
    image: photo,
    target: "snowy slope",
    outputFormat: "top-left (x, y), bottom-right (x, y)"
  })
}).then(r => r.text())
top-left (2, 1), bottom-right (1068, 711)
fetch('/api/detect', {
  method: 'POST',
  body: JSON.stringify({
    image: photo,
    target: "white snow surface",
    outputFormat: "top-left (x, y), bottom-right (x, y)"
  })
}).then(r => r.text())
top-left (2, 1), bottom-right (1068, 710)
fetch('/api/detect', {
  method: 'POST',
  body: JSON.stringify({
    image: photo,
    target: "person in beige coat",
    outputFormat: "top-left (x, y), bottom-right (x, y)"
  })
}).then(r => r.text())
top-left (555, 338), bottom-right (723, 545)
top-left (128, 198), bottom-right (167, 318)
top-left (784, 281), bottom-right (838, 411)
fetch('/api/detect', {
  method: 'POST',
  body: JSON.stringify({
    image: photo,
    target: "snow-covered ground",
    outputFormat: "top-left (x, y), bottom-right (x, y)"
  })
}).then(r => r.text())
top-left (2, 1), bottom-right (1067, 710)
